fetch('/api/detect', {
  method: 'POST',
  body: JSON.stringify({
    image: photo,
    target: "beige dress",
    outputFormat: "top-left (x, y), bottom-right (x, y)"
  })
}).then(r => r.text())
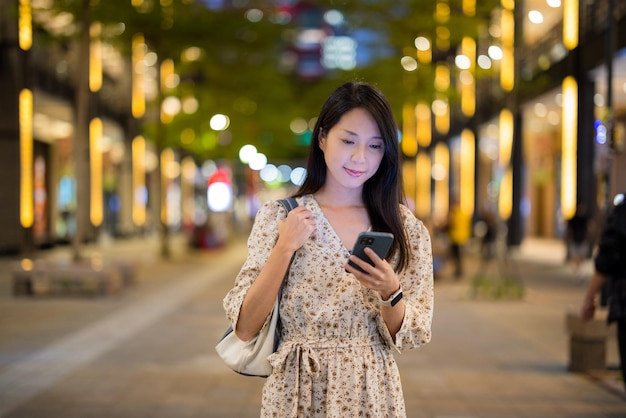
top-left (223, 194), bottom-right (434, 418)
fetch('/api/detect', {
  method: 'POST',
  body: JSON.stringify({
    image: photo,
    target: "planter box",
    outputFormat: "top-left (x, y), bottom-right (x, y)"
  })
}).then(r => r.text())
top-left (565, 311), bottom-right (615, 373)
top-left (12, 258), bottom-right (137, 297)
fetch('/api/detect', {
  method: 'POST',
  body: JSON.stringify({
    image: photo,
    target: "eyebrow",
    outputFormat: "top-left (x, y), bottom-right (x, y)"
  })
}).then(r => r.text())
top-left (341, 129), bottom-right (383, 140)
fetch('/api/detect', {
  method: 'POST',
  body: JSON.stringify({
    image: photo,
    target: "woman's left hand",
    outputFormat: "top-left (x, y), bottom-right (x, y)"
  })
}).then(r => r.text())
top-left (345, 247), bottom-right (400, 300)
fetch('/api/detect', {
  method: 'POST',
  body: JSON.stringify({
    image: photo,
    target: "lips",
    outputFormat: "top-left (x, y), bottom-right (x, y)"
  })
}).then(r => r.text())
top-left (344, 167), bottom-right (365, 177)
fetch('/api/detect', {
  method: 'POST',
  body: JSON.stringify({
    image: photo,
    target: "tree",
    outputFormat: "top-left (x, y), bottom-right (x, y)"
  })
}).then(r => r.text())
top-left (35, 0), bottom-right (504, 257)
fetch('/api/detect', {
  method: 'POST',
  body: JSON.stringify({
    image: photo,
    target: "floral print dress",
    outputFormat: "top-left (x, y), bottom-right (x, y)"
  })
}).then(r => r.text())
top-left (223, 194), bottom-right (434, 418)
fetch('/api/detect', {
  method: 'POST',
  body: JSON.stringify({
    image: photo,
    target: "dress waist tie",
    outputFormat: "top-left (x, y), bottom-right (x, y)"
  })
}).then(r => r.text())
top-left (267, 335), bottom-right (385, 417)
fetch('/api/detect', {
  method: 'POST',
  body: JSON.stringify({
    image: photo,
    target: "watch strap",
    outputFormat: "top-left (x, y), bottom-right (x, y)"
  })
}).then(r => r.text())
top-left (378, 287), bottom-right (403, 307)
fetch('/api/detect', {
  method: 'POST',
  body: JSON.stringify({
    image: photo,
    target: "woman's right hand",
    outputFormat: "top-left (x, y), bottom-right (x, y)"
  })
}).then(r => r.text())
top-left (276, 206), bottom-right (316, 253)
top-left (581, 297), bottom-right (596, 321)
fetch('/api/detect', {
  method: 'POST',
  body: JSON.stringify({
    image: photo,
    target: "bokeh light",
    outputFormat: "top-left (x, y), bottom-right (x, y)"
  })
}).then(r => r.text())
top-left (210, 114), bottom-right (229, 131)
top-left (239, 144), bottom-right (257, 164)
top-left (290, 167), bottom-right (306, 185)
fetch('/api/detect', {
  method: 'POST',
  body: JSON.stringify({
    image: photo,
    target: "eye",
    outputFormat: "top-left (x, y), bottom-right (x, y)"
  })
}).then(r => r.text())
top-left (370, 142), bottom-right (383, 150)
top-left (341, 139), bottom-right (355, 145)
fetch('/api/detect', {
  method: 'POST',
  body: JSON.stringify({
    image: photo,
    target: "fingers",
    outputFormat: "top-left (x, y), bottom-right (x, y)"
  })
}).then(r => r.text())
top-left (363, 247), bottom-right (382, 262)
top-left (286, 207), bottom-right (314, 226)
top-left (346, 254), bottom-right (374, 275)
top-left (279, 207), bottom-right (315, 250)
top-left (580, 302), bottom-right (596, 321)
top-left (347, 248), bottom-right (386, 273)
top-left (345, 253), bottom-right (395, 293)
top-left (288, 206), bottom-right (312, 218)
top-left (347, 248), bottom-right (382, 274)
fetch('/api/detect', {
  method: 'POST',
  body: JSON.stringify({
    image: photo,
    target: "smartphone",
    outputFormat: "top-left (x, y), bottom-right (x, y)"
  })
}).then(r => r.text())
top-left (347, 231), bottom-right (394, 273)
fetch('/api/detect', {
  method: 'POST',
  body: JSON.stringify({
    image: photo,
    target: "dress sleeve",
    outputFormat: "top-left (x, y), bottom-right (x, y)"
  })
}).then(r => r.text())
top-left (222, 200), bottom-right (287, 328)
top-left (379, 206), bottom-right (434, 352)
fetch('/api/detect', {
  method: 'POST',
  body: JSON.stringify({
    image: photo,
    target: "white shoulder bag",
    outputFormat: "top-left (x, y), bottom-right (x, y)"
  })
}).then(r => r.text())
top-left (215, 197), bottom-right (298, 377)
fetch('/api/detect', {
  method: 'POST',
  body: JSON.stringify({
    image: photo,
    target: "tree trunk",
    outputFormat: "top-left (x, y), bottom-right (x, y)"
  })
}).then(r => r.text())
top-left (72, 0), bottom-right (91, 261)
top-left (156, 143), bottom-right (171, 259)
top-left (155, 62), bottom-right (170, 259)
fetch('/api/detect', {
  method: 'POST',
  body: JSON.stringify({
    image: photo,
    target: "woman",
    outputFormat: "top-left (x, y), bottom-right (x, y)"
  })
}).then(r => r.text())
top-left (581, 193), bottom-right (626, 389)
top-left (223, 81), bottom-right (434, 417)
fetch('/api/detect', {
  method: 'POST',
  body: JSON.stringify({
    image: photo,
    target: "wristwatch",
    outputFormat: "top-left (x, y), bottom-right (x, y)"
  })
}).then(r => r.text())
top-left (378, 287), bottom-right (403, 307)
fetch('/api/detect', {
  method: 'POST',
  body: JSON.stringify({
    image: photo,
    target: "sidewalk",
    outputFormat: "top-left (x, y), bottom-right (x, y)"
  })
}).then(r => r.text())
top-left (401, 237), bottom-right (626, 417)
top-left (0, 234), bottom-right (625, 417)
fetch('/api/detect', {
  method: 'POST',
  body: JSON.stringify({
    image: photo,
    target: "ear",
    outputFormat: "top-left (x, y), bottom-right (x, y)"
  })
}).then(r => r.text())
top-left (318, 130), bottom-right (326, 151)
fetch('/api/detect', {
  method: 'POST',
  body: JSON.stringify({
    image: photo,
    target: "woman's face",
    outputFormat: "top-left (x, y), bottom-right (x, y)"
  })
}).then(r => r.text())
top-left (319, 107), bottom-right (385, 192)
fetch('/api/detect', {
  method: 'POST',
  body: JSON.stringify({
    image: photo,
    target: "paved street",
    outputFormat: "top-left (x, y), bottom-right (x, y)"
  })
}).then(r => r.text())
top-left (1, 234), bottom-right (626, 417)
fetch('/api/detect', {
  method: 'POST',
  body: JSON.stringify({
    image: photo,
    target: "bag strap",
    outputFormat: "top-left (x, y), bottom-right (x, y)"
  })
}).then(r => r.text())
top-left (273, 197), bottom-right (299, 348)
top-left (276, 197), bottom-right (299, 274)
top-left (278, 197), bottom-right (298, 213)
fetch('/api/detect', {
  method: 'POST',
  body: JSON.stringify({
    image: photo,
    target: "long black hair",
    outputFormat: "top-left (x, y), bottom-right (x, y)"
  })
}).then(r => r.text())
top-left (293, 81), bottom-right (409, 272)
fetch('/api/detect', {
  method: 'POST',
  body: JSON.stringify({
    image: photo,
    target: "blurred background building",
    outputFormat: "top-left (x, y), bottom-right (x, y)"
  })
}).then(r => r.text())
top-left (0, 0), bottom-right (624, 255)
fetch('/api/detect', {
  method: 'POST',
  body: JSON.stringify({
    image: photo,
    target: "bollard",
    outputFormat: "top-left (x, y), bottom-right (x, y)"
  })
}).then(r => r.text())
top-left (565, 311), bottom-right (614, 372)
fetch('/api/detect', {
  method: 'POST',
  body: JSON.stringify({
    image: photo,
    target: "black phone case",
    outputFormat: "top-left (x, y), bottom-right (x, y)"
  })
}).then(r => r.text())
top-left (348, 231), bottom-right (394, 273)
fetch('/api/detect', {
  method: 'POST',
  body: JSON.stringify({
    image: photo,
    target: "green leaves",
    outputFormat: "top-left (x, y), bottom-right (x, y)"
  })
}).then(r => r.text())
top-left (37, 0), bottom-right (503, 160)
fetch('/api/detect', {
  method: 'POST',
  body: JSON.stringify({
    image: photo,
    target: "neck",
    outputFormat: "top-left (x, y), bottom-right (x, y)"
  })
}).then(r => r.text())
top-left (314, 186), bottom-right (363, 208)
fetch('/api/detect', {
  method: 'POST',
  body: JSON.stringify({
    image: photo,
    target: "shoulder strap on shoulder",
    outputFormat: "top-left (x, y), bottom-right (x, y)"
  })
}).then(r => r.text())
top-left (278, 197), bottom-right (299, 213)
top-left (276, 197), bottom-right (299, 301)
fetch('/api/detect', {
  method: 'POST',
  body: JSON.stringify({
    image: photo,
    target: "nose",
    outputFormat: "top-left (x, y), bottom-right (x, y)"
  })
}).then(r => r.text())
top-left (351, 144), bottom-right (367, 162)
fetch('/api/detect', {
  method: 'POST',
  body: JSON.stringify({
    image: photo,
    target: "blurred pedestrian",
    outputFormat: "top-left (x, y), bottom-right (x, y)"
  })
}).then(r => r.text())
top-left (567, 202), bottom-right (592, 279)
top-left (475, 207), bottom-right (498, 276)
top-left (478, 207), bottom-right (497, 261)
top-left (581, 193), bottom-right (626, 390)
top-left (446, 199), bottom-right (472, 278)
top-left (223, 81), bottom-right (434, 417)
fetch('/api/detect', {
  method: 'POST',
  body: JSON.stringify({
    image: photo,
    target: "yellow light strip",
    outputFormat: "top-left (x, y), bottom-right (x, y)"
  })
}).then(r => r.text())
top-left (561, 76), bottom-right (578, 219)
top-left (434, 142), bottom-right (449, 224)
top-left (460, 129), bottom-right (475, 218)
top-left (463, 0), bottom-right (475, 16)
top-left (416, 152), bottom-right (431, 219)
top-left (499, 167), bottom-right (513, 219)
top-left (435, 1), bottom-right (450, 24)
top-left (461, 72), bottom-right (476, 117)
top-left (434, 94), bottom-right (449, 135)
top-left (403, 161), bottom-right (416, 211)
top-left (498, 108), bottom-right (514, 220)
top-left (19, 89), bottom-right (33, 228)
top-left (462, 37), bottom-right (476, 69)
top-left (500, 8), bottom-right (515, 92)
top-left (501, 0), bottom-right (514, 11)
top-left (501, 8), bottom-right (514, 46)
top-left (435, 64), bottom-right (450, 91)
top-left (416, 102), bottom-right (431, 147)
top-left (501, 48), bottom-right (514, 92)
top-left (132, 136), bottom-right (146, 226)
top-left (461, 37), bottom-right (476, 117)
top-left (161, 59), bottom-right (174, 92)
top-left (89, 22), bottom-right (102, 92)
top-left (18, 0), bottom-right (32, 51)
top-left (436, 26), bottom-right (450, 51)
top-left (402, 103), bottom-right (417, 157)
top-left (132, 34), bottom-right (145, 118)
top-left (160, 148), bottom-right (174, 225)
top-left (498, 108), bottom-right (513, 168)
top-left (563, 0), bottom-right (579, 50)
top-left (89, 118), bottom-right (103, 226)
